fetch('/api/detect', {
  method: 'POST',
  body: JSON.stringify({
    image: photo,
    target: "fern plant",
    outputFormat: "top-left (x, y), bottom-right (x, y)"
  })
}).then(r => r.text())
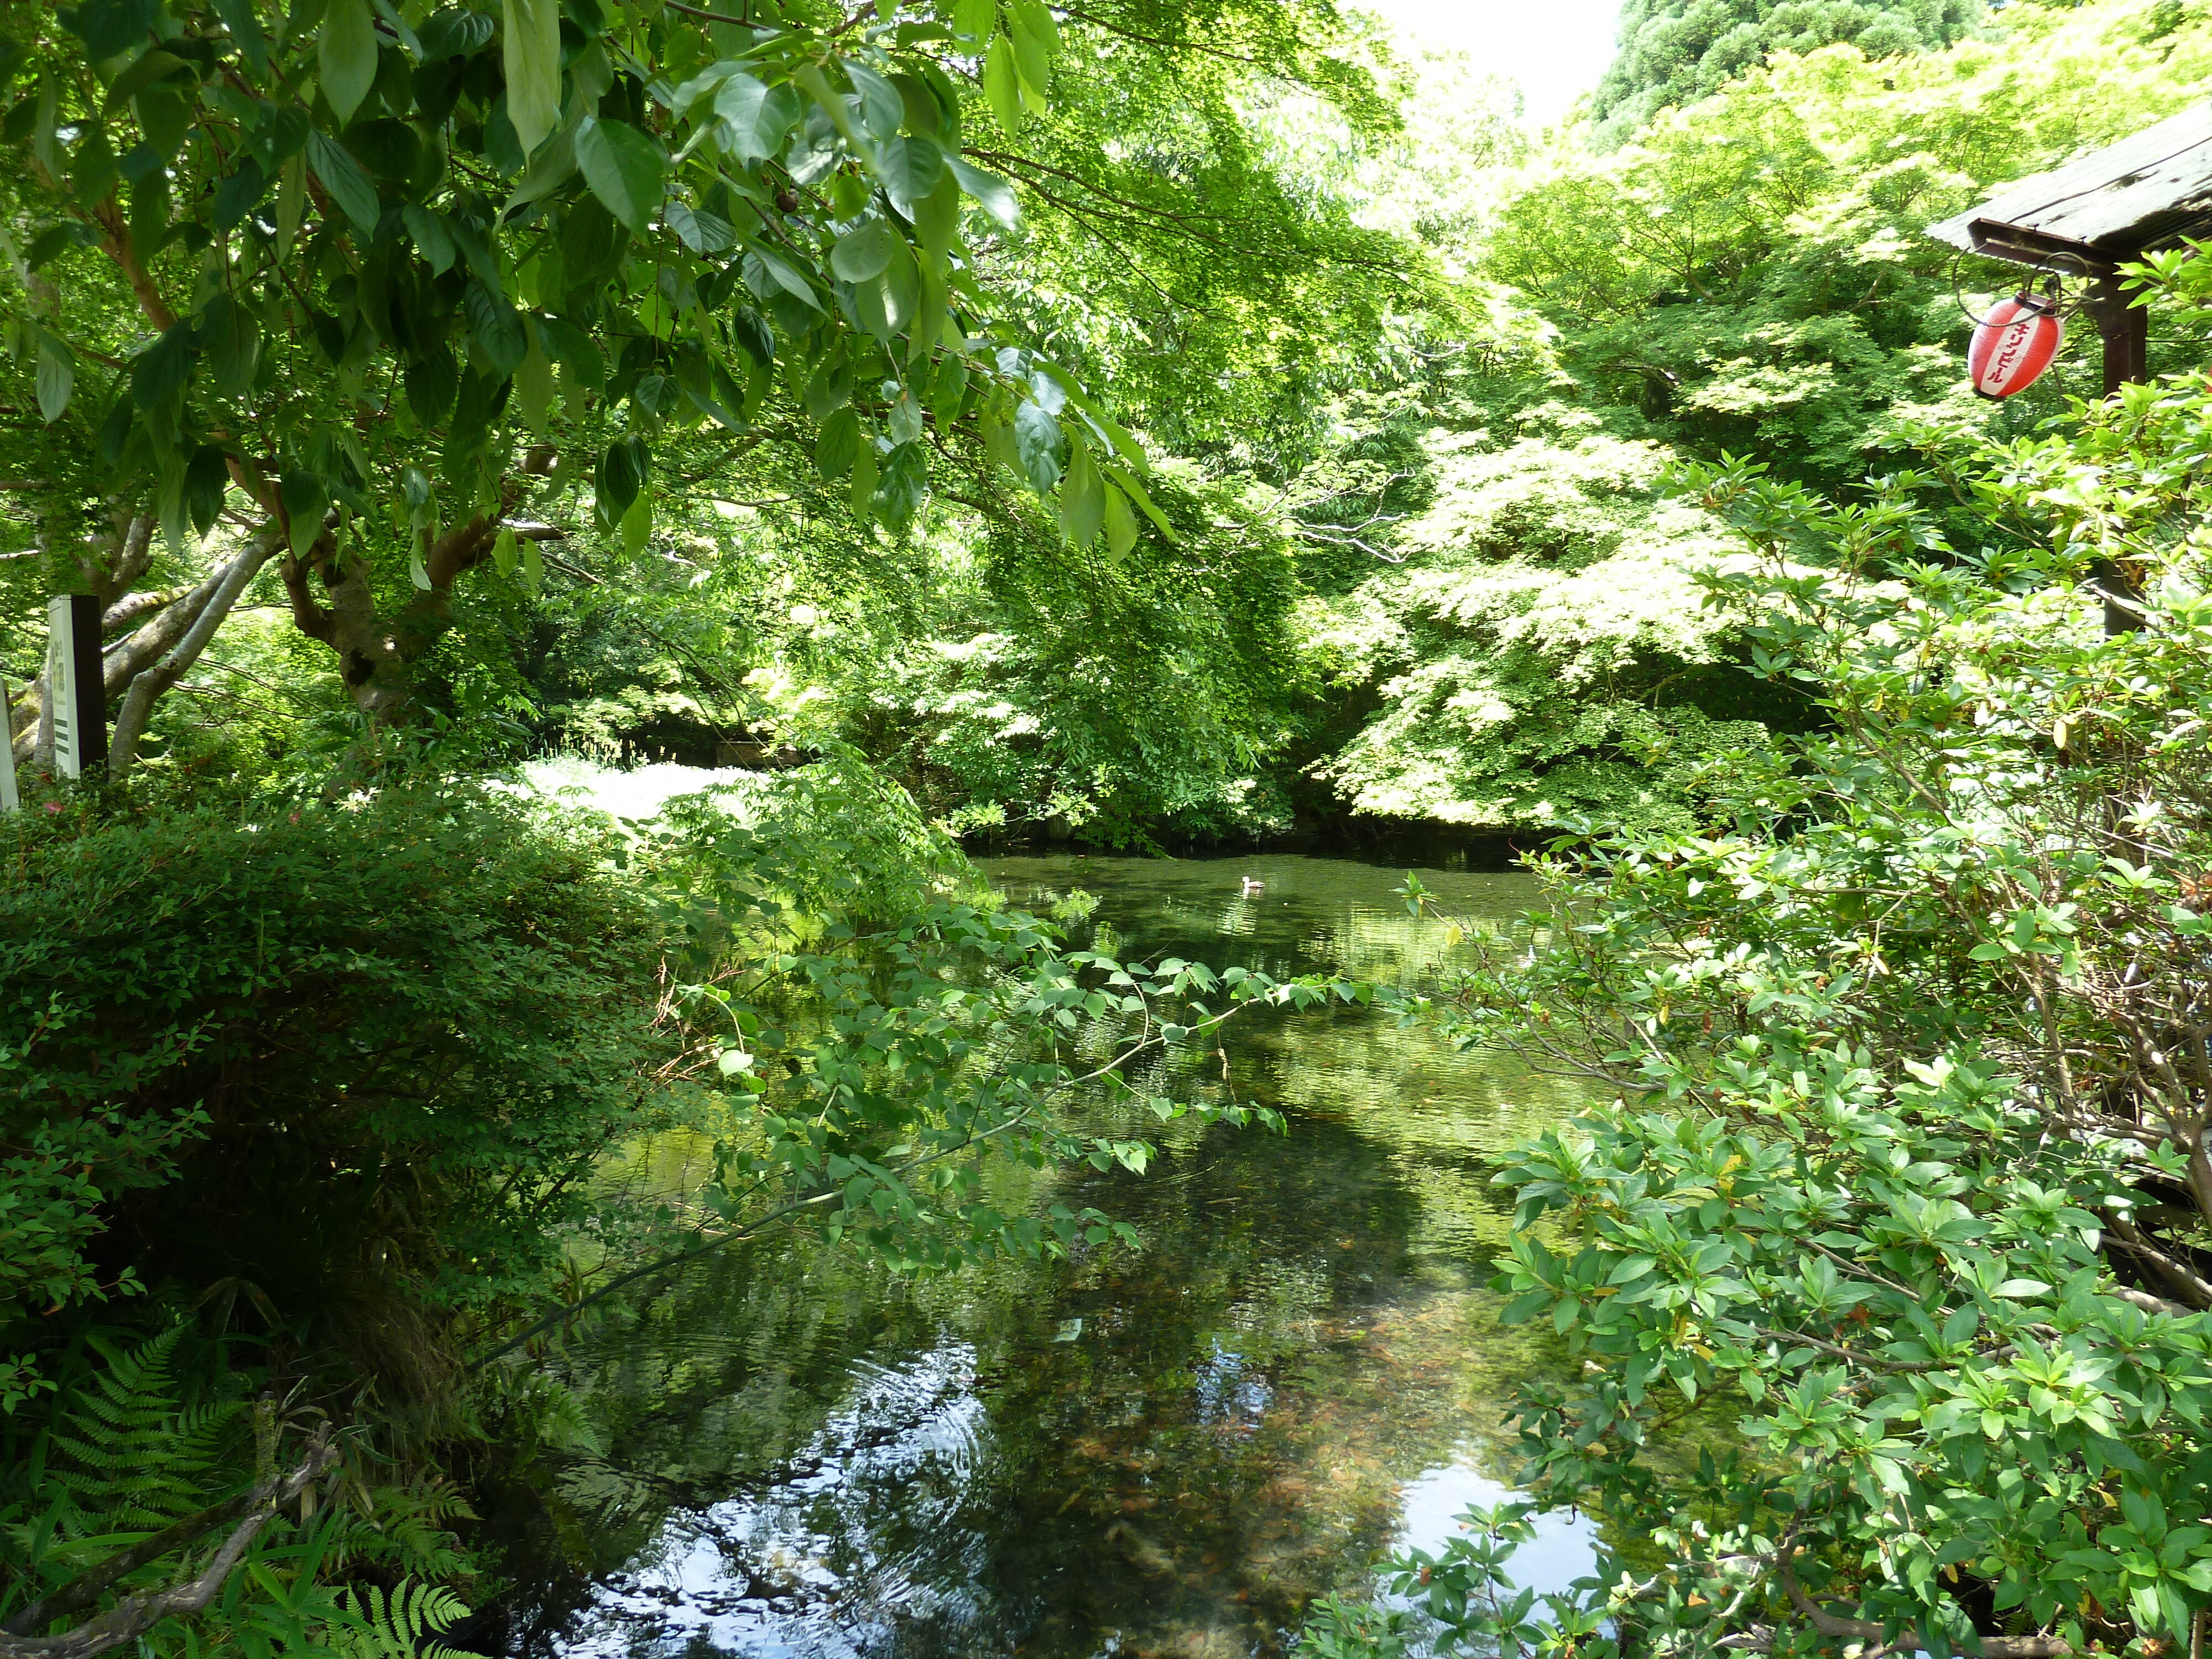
top-left (1, 1327), bottom-right (482, 1659)
top-left (39, 1327), bottom-right (244, 1537)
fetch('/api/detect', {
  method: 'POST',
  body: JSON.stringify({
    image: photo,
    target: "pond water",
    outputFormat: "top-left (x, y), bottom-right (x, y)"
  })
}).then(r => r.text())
top-left (485, 852), bottom-right (1599, 1659)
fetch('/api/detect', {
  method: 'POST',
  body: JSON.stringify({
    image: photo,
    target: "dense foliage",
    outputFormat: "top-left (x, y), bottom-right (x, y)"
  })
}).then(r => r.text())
top-left (1308, 328), bottom-right (2212, 1653)
top-left (1286, 0), bottom-right (2212, 844)
top-left (1588, 0), bottom-right (1978, 144)
top-left (0, 781), bottom-right (672, 1413)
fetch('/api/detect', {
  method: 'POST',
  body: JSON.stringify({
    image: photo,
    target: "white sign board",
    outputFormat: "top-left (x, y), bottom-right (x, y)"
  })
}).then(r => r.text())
top-left (0, 675), bottom-right (17, 812)
top-left (48, 594), bottom-right (103, 780)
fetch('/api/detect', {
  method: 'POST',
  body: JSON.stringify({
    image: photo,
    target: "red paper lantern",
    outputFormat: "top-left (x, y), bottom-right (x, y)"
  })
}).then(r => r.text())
top-left (1968, 292), bottom-right (2063, 399)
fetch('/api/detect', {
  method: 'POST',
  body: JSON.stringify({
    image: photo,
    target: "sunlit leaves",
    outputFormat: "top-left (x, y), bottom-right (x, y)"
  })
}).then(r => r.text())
top-left (1058, 435), bottom-right (1103, 546)
top-left (982, 34), bottom-right (1023, 137)
top-left (948, 155), bottom-right (1019, 229)
top-left (11, 0), bottom-right (1143, 594)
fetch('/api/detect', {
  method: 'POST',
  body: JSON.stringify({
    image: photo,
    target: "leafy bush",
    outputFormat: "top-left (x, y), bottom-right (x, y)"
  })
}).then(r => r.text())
top-left (0, 783), bottom-right (672, 1411)
top-left (1307, 369), bottom-right (2212, 1653)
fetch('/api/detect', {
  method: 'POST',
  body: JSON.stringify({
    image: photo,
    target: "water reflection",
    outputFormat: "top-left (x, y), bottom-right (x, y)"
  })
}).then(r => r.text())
top-left (488, 853), bottom-right (1595, 1659)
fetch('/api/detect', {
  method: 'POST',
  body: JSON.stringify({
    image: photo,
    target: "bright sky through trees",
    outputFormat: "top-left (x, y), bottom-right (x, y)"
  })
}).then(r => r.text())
top-left (1360, 0), bottom-right (1622, 124)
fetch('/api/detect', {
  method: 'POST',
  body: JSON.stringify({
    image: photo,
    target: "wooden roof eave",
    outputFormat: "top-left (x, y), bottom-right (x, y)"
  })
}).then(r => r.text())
top-left (1926, 101), bottom-right (2212, 273)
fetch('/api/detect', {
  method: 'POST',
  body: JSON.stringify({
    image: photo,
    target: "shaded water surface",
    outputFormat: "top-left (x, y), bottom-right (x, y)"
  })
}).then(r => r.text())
top-left (491, 854), bottom-right (1594, 1659)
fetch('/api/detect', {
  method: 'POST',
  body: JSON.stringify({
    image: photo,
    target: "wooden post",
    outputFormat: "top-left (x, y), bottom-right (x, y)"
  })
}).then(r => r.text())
top-left (48, 594), bottom-right (106, 779)
top-left (2085, 272), bottom-right (2151, 397)
top-left (2083, 273), bottom-right (2152, 634)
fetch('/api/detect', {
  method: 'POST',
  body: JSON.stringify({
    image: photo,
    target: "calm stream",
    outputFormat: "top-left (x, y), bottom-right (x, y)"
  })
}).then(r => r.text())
top-left (488, 851), bottom-right (1598, 1659)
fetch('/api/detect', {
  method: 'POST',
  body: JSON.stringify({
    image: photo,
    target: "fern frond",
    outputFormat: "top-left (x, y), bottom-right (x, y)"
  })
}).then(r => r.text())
top-left (42, 1327), bottom-right (232, 1534)
top-left (330, 1579), bottom-right (477, 1659)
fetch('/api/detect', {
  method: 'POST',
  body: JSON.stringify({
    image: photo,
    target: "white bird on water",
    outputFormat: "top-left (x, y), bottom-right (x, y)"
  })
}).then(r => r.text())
top-left (1240, 877), bottom-right (1265, 896)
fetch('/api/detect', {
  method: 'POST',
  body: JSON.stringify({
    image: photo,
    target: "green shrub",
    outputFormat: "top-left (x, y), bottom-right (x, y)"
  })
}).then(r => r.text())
top-left (1308, 369), bottom-right (2212, 1654)
top-left (0, 784), bottom-right (672, 1411)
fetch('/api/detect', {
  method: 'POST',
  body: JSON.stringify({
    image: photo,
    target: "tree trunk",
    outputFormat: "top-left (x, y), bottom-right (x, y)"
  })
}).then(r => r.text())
top-left (108, 532), bottom-right (283, 776)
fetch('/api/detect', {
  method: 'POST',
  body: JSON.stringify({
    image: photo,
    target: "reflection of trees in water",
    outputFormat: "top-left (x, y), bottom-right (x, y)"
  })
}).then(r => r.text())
top-left (479, 857), bottom-right (1574, 1659)
top-left (479, 1234), bottom-right (933, 1656)
top-left (926, 1110), bottom-right (1459, 1656)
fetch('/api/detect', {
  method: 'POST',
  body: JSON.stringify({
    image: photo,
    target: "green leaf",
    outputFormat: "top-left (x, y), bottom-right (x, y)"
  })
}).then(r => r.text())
top-left (803, 349), bottom-right (854, 419)
top-left (982, 33), bottom-right (1021, 138)
top-left (183, 444), bottom-right (230, 536)
top-left (318, 0), bottom-right (379, 127)
top-left (403, 203), bottom-right (456, 274)
top-left (306, 128), bottom-right (380, 229)
top-left (1008, 0), bottom-right (1055, 107)
top-left (911, 168), bottom-right (961, 257)
top-left (492, 524), bottom-right (518, 576)
top-left (598, 434), bottom-right (650, 516)
top-left (1101, 460), bottom-right (1174, 539)
top-left (212, 159), bottom-right (269, 229)
top-left (71, 122), bottom-right (117, 205)
top-left (878, 135), bottom-right (943, 210)
top-left (211, 0), bottom-right (268, 75)
top-left (405, 348), bottom-right (459, 424)
top-left (875, 440), bottom-right (929, 529)
top-left (1103, 481), bottom-right (1137, 561)
top-left (574, 116), bottom-right (664, 233)
top-left (281, 469), bottom-right (330, 559)
top-left (832, 218), bottom-right (900, 283)
top-left (199, 295), bottom-right (261, 396)
top-left (512, 324), bottom-right (555, 432)
top-left (64, 0), bottom-right (156, 60)
top-left (1059, 435), bottom-right (1103, 546)
top-left (849, 437), bottom-right (878, 520)
top-left (501, 0), bottom-right (562, 157)
top-left (465, 280), bottom-right (527, 374)
top-left (34, 330), bottom-right (73, 423)
top-left (843, 60), bottom-right (904, 141)
top-left (948, 156), bottom-right (1019, 229)
top-left (952, 0), bottom-right (995, 38)
top-left (130, 320), bottom-right (195, 409)
top-left (618, 482), bottom-right (651, 554)
top-left (1013, 398), bottom-right (1060, 492)
top-left (1011, 0), bottom-right (1060, 55)
top-left (27, 222), bottom-right (97, 271)
top-left (749, 248), bottom-right (820, 307)
top-left (815, 406), bottom-right (863, 480)
top-left (712, 72), bottom-right (797, 162)
top-left (729, 306), bottom-right (776, 367)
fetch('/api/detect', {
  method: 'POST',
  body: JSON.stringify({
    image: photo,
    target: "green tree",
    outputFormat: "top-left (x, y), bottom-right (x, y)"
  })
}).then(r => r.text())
top-left (0, 0), bottom-right (1224, 770)
top-left (1589, 0), bottom-right (1979, 145)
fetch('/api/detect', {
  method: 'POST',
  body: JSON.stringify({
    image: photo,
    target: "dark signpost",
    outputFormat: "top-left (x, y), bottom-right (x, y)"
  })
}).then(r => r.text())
top-left (1929, 105), bottom-right (2212, 630)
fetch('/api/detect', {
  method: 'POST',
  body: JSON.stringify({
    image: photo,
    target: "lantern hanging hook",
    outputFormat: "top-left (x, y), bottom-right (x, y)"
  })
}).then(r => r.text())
top-left (1950, 249), bottom-right (2070, 326)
